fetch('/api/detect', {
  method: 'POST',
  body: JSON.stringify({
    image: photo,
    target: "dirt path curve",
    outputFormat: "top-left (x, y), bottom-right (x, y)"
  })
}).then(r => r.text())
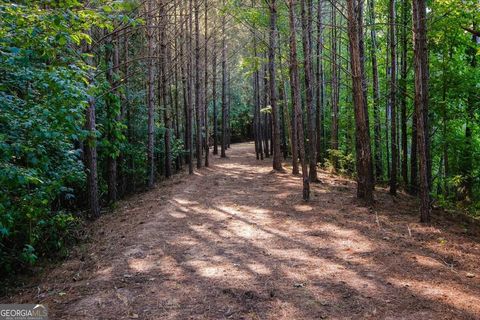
top-left (4, 142), bottom-right (480, 319)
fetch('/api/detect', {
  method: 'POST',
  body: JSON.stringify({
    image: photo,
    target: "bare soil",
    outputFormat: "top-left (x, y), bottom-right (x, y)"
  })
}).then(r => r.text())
top-left (3, 142), bottom-right (480, 319)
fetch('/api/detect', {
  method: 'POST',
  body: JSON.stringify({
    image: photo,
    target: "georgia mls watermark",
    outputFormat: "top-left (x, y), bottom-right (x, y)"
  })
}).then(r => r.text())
top-left (0, 304), bottom-right (48, 320)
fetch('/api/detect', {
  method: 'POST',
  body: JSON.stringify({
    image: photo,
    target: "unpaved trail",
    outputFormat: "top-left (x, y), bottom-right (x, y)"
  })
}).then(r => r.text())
top-left (3, 142), bottom-right (480, 319)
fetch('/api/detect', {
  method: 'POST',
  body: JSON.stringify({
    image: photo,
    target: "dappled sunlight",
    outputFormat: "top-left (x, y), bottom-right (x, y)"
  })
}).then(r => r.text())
top-left (168, 211), bottom-right (187, 218)
top-left (246, 262), bottom-right (271, 275)
top-left (171, 197), bottom-right (199, 206)
top-left (189, 223), bottom-right (222, 240)
top-left (227, 219), bottom-right (274, 240)
top-left (236, 204), bottom-right (272, 219)
top-left (267, 300), bottom-right (309, 319)
top-left (411, 254), bottom-right (446, 269)
top-left (294, 204), bottom-right (313, 212)
top-left (186, 258), bottom-right (254, 280)
top-left (174, 235), bottom-right (199, 246)
top-left (335, 269), bottom-right (387, 296)
top-left (216, 204), bottom-right (243, 216)
top-left (268, 248), bottom-right (317, 263)
top-left (94, 266), bottom-right (114, 281)
top-left (273, 191), bottom-right (292, 200)
top-left (128, 257), bottom-right (154, 272)
top-left (157, 255), bottom-right (187, 279)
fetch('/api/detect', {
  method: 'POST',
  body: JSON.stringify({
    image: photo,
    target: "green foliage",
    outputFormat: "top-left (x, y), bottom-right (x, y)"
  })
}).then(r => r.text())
top-left (226, 92), bottom-right (253, 143)
top-left (0, 0), bottom-right (126, 277)
top-left (325, 149), bottom-right (356, 177)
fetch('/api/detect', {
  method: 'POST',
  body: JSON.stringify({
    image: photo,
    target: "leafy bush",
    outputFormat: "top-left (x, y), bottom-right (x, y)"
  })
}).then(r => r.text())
top-left (0, 0), bottom-right (105, 277)
top-left (324, 149), bottom-right (356, 176)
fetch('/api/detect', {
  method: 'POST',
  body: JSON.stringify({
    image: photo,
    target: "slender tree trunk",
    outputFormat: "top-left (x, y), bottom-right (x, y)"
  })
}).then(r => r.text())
top-left (204, 0), bottom-right (210, 167)
top-left (256, 48), bottom-right (265, 161)
top-left (85, 40), bottom-right (100, 218)
top-left (105, 35), bottom-right (118, 203)
top-left (288, 0), bottom-right (309, 199)
top-left (194, 0), bottom-right (202, 168)
top-left (221, 3), bottom-right (227, 158)
top-left (385, 35), bottom-right (391, 180)
top-left (269, 112), bottom-right (273, 155)
top-left (400, 0), bottom-right (409, 187)
top-left (146, 0), bottom-right (156, 187)
top-left (410, 109), bottom-right (418, 194)
top-left (368, 0), bottom-right (382, 181)
top-left (212, 36), bottom-right (219, 156)
top-left (187, 0), bottom-right (194, 173)
top-left (263, 63), bottom-right (270, 158)
top-left (115, 33), bottom-right (126, 197)
top-left (160, 2), bottom-right (172, 178)
top-left (300, 0), bottom-right (317, 180)
top-left (331, 6), bottom-right (339, 160)
top-left (253, 73), bottom-right (260, 159)
top-left (279, 82), bottom-right (287, 159)
top-left (252, 15), bottom-right (262, 159)
top-left (315, 0), bottom-right (325, 163)
top-left (277, 45), bottom-right (289, 160)
top-left (412, 0), bottom-right (430, 222)
top-left (389, 0), bottom-right (397, 195)
top-left (85, 93), bottom-right (100, 218)
top-left (291, 96), bottom-right (299, 174)
top-left (267, 0), bottom-right (283, 171)
top-left (227, 70), bottom-right (232, 148)
top-left (179, 0), bottom-right (189, 168)
top-left (122, 29), bottom-right (133, 193)
top-left (173, 0), bottom-right (181, 171)
top-left (347, 0), bottom-right (374, 204)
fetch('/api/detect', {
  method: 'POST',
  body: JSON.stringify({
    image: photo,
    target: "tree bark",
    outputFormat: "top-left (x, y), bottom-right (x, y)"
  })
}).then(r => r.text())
top-left (288, 0), bottom-right (309, 199)
top-left (330, 6), bottom-right (339, 164)
top-left (400, 0), bottom-right (409, 187)
top-left (368, 0), bottom-right (382, 181)
top-left (194, 0), bottom-right (202, 168)
top-left (410, 108), bottom-right (418, 194)
top-left (212, 35), bottom-right (219, 156)
top-left (389, 0), bottom-right (397, 195)
top-left (347, 0), bottom-right (374, 204)
top-left (267, 0), bottom-right (283, 171)
top-left (263, 63), bottom-right (270, 158)
top-left (187, 0), bottom-right (194, 173)
top-left (204, 0), bottom-right (210, 167)
top-left (179, 0), bottom-right (189, 168)
top-left (146, 0), bottom-right (156, 187)
top-left (173, 0), bottom-right (181, 171)
top-left (85, 39), bottom-right (100, 218)
top-left (105, 34), bottom-right (118, 203)
top-left (160, 1), bottom-right (172, 178)
top-left (221, 2), bottom-right (227, 158)
top-left (412, 0), bottom-right (430, 222)
top-left (252, 13), bottom-right (262, 160)
top-left (315, 0), bottom-right (325, 163)
top-left (300, 0), bottom-right (317, 180)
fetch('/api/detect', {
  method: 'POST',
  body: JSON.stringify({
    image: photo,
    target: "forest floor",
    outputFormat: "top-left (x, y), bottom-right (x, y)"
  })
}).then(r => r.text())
top-left (3, 142), bottom-right (480, 319)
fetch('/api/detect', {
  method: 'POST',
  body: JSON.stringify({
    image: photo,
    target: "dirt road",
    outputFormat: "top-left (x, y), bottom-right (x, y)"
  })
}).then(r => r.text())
top-left (4, 142), bottom-right (480, 319)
